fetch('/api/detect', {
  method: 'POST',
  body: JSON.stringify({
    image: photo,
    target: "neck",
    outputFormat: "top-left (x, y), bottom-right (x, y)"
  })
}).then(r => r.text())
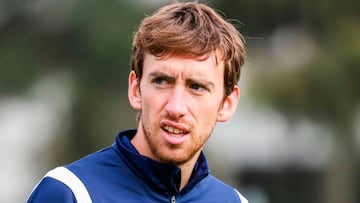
top-left (177, 151), bottom-right (201, 191)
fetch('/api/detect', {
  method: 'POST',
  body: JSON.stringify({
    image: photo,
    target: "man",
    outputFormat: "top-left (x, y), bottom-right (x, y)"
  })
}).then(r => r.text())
top-left (27, 1), bottom-right (247, 202)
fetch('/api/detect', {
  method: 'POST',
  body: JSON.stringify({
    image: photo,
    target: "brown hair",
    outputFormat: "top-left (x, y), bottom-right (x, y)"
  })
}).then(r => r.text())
top-left (131, 2), bottom-right (245, 97)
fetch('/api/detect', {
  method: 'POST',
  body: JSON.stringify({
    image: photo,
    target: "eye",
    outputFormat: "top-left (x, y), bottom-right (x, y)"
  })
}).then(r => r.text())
top-left (189, 83), bottom-right (203, 91)
top-left (190, 83), bottom-right (211, 96)
top-left (152, 77), bottom-right (165, 85)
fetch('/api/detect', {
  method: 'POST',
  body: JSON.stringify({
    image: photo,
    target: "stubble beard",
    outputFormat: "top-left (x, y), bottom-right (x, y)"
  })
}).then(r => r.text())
top-left (141, 115), bottom-right (205, 166)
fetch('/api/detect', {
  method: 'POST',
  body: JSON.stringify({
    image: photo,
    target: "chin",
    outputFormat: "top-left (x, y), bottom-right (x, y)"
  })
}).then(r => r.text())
top-left (157, 149), bottom-right (196, 166)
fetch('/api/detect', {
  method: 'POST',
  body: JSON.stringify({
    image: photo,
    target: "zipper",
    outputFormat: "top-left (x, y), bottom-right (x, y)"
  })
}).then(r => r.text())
top-left (170, 195), bottom-right (176, 203)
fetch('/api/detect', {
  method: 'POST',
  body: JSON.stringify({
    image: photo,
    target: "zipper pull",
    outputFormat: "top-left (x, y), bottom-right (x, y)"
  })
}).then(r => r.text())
top-left (170, 195), bottom-right (176, 203)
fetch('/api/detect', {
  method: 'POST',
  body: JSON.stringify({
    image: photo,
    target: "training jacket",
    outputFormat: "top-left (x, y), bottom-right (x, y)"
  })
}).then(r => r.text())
top-left (27, 129), bottom-right (248, 203)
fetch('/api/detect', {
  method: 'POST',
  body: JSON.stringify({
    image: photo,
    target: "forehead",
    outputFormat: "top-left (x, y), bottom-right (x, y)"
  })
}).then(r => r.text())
top-left (142, 51), bottom-right (225, 76)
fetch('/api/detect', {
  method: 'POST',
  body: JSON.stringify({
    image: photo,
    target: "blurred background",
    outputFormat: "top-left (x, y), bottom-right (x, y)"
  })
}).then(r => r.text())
top-left (0, 0), bottom-right (359, 202)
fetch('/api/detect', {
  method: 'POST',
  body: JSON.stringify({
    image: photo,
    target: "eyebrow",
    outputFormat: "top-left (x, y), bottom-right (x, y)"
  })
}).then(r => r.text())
top-left (186, 78), bottom-right (215, 90)
top-left (148, 71), bottom-right (215, 89)
top-left (148, 71), bottom-right (175, 83)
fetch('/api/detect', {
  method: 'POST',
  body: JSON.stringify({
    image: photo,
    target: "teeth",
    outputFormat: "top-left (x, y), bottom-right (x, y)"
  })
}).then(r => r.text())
top-left (164, 126), bottom-right (184, 134)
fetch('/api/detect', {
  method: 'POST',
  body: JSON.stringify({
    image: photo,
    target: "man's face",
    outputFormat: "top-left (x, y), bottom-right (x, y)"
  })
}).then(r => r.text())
top-left (129, 52), bottom-right (239, 166)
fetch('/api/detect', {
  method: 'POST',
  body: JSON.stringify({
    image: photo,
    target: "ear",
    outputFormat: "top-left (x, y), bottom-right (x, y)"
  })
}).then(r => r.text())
top-left (217, 86), bottom-right (240, 122)
top-left (128, 71), bottom-right (141, 110)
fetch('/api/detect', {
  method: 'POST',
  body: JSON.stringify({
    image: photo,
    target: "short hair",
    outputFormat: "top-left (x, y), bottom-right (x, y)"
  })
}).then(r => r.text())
top-left (131, 2), bottom-right (245, 97)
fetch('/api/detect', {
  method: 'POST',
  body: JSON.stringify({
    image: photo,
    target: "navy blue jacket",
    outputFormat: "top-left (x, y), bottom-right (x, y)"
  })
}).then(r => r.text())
top-left (27, 129), bottom-right (248, 203)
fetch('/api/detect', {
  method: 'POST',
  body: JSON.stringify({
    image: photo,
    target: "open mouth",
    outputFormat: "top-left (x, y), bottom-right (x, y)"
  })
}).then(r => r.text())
top-left (163, 125), bottom-right (185, 134)
top-left (161, 125), bottom-right (189, 145)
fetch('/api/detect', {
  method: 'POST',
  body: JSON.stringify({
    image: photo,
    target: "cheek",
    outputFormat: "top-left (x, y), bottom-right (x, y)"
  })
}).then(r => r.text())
top-left (193, 103), bottom-right (220, 133)
top-left (195, 99), bottom-right (222, 119)
top-left (141, 93), bottom-right (165, 120)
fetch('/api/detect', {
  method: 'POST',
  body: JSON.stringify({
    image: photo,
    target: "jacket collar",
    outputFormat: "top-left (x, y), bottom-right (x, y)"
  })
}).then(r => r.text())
top-left (112, 129), bottom-right (210, 194)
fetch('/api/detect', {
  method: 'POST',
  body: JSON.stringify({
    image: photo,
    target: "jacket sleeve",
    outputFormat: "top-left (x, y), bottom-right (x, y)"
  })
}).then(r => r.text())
top-left (27, 177), bottom-right (76, 203)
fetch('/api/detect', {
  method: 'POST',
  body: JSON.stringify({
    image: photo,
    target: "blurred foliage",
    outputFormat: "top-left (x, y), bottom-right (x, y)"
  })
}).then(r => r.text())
top-left (215, 0), bottom-right (360, 203)
top-left (0, 0), bottom-right (149, 161)
top-left (216, 0), bottom-right (360, 34)
top-left (249, 21), bottom-right (360, 127)
top-left (215, 0), bottom-right (360, 126)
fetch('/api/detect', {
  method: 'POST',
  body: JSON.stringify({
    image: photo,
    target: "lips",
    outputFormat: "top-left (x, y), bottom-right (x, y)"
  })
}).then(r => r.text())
top-left (161, 123), bottom-right (189, 145)
top-left (163, 125), bottom-right (185, 134)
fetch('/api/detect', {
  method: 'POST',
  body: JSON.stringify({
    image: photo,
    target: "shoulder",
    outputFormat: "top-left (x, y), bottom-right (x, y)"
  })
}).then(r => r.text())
top-left (64, 146), bottom-right (123, 181)
top-left (234, 188), bottom-right (249, 203)
top-left (66, 146), bottom-right (128, 185)
top-left (68, 146), bottom-right (120, 170)
top-left (27, 147), bottom-right (118, 203)
top-left (27, 166), bottom-right (92, 203)
top-left (196, 175), bottom-right (249, 203)
top-left (27, 176), bottom-right (76, 203)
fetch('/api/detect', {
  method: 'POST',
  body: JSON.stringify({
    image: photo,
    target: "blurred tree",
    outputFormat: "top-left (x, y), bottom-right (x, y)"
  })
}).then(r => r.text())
top-left (215, 0), bottom-right (360, 203)
top-left (250, 23), bottom-right (360, 203)
top-left (0, 0), bottom-right (148, 164)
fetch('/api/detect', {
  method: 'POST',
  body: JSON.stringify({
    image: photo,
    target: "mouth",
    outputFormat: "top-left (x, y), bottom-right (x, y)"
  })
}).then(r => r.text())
top-left (162, 125), bottom-right (186, 134)
top-left (161, 124), bottom-right (189, 145)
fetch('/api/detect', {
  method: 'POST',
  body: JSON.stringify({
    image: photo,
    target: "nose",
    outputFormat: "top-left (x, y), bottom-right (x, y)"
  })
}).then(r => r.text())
top-left (165, 86), bottom-right (187, 119)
